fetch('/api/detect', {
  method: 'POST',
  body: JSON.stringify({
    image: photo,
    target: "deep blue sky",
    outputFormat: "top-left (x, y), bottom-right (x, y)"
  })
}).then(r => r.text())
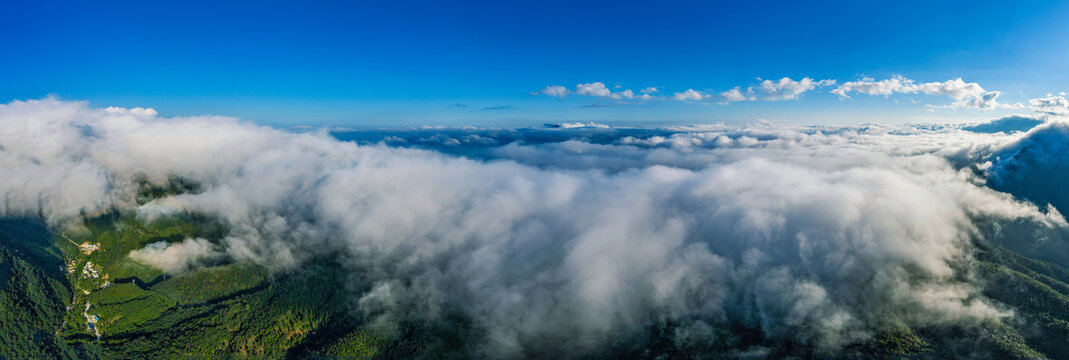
top-left (2, 1), bottom-right (1068, 127)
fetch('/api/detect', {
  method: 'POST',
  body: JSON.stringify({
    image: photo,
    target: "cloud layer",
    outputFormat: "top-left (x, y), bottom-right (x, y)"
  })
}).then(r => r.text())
top-left (2, 98), bottom-right (1068, 356)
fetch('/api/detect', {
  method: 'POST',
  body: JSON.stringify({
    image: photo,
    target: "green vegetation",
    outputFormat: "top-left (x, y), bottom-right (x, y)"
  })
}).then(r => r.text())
top-left (844, 323), bottom-right (932, 357)
top-left (6, 208), bottom-right (1069, 358)
top-left (0, 212), bottom-right (382, 359)
top-left (0, 219), bottom-right (103, 359)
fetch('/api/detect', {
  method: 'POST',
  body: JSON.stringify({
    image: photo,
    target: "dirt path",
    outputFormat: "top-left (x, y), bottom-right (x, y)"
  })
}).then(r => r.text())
top-left (60, 232), bottom-right (78, 247)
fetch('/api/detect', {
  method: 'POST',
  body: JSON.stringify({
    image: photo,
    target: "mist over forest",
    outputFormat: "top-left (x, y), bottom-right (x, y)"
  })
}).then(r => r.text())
top-left (5, 98), bottom-right (1069, 358)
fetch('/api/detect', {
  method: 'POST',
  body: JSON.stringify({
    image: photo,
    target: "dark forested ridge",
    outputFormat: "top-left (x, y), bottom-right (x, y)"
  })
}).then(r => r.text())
top-left (0, 219), bottom-right (101, 359)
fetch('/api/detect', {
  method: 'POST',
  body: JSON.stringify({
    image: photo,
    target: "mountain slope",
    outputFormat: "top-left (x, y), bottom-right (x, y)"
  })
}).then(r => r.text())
top-left (0, 219), bottom-right (102, 359)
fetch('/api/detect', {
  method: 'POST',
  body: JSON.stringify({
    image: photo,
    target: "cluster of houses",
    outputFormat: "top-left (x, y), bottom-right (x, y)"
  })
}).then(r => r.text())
top-left (79, 242), bottom-right (100, 255)
top-left (58, 237), bottom-right (110, 340)
top-left (63, 238), bottom-right (110, 340)
top-left (62, 259), bottom-right (77, 274)
top-left (82, 261), bottom-right (100, 279)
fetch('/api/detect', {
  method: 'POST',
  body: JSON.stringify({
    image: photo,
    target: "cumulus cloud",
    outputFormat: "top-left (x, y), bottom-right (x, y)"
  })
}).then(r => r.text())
top-left (698, 77), bottom-right (833, 102)
top-left (831, 75), bottom-right (915, 98)
top-left (833, 76), bottom-right (1022, 110)
top-left (2, 98), bottom-right (1068, 357)
top-left (942, 90), bottom-right (1024, 110)
top-left (1029, 96), bottom-right (1069, 116)
top-left (576, 82), bottom-right (612, 97)
top-left (753, 77), bottom-right (836, 100)
top-left (537, 82), bottom-right (654, 101)
top-left (672, 89), bottom-right (709, 101)
top-left (913, 78), bottom-right (987, 100)
top-left (538, 77), bottom-right (837, 103)
top-left (719, 87), bottom-right (751, 102)
top-left (536, 75), bottom-right (1041, 111)
top-left (536, 85), bottom-right (569, 98)
top-left (832, 76), bottom-right (985, 100)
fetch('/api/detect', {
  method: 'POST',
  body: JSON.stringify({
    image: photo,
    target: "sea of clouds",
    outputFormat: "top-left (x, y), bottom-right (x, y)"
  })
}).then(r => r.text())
top-left (3, 98), bottom-right (1069, 356)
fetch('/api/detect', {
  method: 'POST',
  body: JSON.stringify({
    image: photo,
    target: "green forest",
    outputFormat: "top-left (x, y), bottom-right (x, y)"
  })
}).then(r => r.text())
top-left (4, 211), bottom-right (1069, 359)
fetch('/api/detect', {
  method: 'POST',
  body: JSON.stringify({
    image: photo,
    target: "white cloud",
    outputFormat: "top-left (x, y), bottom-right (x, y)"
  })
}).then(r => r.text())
top-left (833, 76), bottom-right (1022, 110)
top-left (1029, 96), bottom-right (1069, 116)
top-left (750, 77), bottom-right (836, 100)
top-left (575, 82), bottom-right (613, 97)
top-left (672, 89), bottom-right (709, 101)
top-left (537, 82), bottom-right (655, 101)
top-left (129, 238), bottom-right (221, 273)
top-left (617, 89), bottom-right (650, 100)
top-left (831, 75), bottom-right (915, 99)
top-left (537, 85), bottom-right (569, 98)
top-left (947, 91), bottom-right (1023, 110)
top-left (670, 77), bottom-right (833, 103)
top-left (536, 76), bottom-right (1044, 111)
top-left (913, 78), bottom-right (986, 100)
top-left (538, 78), bottom-right (836, 103)
top-left (924, 91), bottom-right (1023, 111)
top-left (720, 87), bottom-right (751, 102)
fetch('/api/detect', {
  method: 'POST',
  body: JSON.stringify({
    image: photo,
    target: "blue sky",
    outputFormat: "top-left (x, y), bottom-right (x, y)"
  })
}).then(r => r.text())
top-left (3, 0), bottom-right (1068, 127)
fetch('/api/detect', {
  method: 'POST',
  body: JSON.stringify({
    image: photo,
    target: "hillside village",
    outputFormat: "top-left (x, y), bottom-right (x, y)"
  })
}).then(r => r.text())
top-left (60, 236), bottom-right (109, 341)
